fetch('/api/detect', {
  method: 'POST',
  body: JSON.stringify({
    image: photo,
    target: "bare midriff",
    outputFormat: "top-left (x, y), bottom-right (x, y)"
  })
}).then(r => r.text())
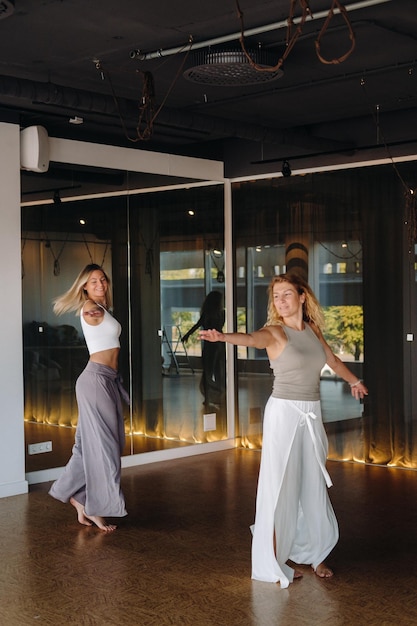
top-left (89, 347), bottom-right (120, 371)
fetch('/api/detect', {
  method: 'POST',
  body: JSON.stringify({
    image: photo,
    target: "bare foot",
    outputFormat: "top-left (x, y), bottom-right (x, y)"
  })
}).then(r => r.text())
top-left (293, 570), bottom-right (303, 580)
top-left (83, 513), bottom-right (117, 532)
top-left (313, 562), bottom-right (334, 578)
top-left (70, 497), bottom-right (116, 532)
top-left (70, 497), bottom-right (92, 527)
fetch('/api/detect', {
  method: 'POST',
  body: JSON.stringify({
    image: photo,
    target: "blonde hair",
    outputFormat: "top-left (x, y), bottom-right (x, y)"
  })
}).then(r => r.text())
top-left (265, 272), bottom-right (325, 330)
top-left (53, 264), bottom-right (112, 316)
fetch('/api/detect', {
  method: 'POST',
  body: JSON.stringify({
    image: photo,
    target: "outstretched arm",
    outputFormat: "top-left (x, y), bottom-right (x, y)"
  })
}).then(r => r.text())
top-left (199, 327), bottom-right (274, 350)
top-left (182, 317), bottom-right (202, 343)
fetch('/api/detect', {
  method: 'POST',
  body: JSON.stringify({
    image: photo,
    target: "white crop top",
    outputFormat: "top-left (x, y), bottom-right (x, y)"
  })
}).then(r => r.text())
top-left (80, 303), bottom-right (121, 355)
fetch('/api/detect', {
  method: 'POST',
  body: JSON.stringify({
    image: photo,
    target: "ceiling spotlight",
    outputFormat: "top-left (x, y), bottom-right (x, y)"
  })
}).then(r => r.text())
top-left (79, 218), bottom-right (86, 225)
top-left (341, 241), bottom-right (348, 248)
top-left (53, 190), bottom-right (61, 205)
top-left (282, 160), bottom-right (292, 177)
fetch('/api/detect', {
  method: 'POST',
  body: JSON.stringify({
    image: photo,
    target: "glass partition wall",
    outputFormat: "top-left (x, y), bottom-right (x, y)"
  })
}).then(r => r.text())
top-left (22, 183), bottom-right (228, 473)
top-left (22, 159), bottom-right (417, 473)
top-left (231, 162), bottom-right (417, 469)
top-left (142, 187), bottom-right (227, 445)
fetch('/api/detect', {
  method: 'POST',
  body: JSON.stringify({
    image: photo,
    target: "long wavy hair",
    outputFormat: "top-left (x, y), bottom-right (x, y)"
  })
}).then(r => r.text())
top-left (265, 272), bottom-right (325, 330)
top-left (53, 264), bottom-right (112, 316)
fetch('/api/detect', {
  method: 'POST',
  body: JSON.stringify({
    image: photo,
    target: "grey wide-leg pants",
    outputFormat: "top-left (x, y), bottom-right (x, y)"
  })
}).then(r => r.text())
top-left (49, 361), bottom-right (128, 517)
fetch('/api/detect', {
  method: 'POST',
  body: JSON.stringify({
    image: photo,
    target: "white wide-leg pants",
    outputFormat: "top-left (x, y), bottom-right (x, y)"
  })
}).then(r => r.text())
top-left (251, 397), bottom-right (339, 587)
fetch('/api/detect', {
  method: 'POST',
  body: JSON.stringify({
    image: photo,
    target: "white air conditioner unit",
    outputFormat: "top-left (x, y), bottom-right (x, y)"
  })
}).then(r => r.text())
top-left (20, 125), bottom-right (50, 173)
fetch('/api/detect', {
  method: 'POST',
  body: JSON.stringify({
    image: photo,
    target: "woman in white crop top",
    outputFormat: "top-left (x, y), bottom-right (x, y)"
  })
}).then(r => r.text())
top-left (49, 264), bottom-right (128, 532)
top-left (201, 273), bottom-right (368, 587)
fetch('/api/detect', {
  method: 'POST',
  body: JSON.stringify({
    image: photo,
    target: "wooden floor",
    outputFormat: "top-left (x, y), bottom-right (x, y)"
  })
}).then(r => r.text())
top-left (1, 449), bottom-right (416, 625)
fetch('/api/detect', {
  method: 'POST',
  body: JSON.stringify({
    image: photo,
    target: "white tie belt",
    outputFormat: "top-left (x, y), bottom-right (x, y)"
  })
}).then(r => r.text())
top-left (290, 402), bottom-right (333, 488)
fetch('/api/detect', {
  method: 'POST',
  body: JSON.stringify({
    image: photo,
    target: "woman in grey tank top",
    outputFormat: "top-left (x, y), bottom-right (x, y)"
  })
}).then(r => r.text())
top-left (200, 272), bottom-right (368, 587)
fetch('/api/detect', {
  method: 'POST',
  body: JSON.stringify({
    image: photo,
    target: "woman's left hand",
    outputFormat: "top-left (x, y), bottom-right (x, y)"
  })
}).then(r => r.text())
top-left (350, 380), bottom-right (368, 400)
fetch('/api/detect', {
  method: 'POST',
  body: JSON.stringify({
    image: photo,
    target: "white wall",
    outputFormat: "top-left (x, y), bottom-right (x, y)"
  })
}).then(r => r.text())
top-left (0, 123), bottom-right (28, 497)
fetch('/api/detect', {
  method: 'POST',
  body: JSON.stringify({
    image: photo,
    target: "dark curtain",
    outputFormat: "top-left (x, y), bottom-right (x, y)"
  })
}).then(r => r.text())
top-left (233, 162), bottom-right (417, 468)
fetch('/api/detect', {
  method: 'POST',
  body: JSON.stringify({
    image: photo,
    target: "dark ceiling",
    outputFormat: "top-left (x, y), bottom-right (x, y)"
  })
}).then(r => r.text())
top-left (1, 0), bottom-right (416, 199)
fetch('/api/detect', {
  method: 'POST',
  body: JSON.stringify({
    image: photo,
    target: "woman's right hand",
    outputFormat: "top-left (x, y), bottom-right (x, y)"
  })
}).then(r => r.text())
top-left (199, 329), bottom-right (224, 342)
top-left (82, 303), bottom-right (105, 325)
top-left (84, 308), bottom-right (103, 318)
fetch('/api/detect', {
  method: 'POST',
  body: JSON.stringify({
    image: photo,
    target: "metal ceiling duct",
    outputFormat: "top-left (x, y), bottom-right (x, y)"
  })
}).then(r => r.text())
top-left (183, 48), bottom-right (283, 86)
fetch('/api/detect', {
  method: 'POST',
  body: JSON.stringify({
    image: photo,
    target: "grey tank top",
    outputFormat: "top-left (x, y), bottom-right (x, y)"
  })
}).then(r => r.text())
top-left (270, 324), bottom-right (326, 401)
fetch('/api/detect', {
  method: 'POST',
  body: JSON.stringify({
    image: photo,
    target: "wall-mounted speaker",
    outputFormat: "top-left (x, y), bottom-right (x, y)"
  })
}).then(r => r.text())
top-left (20, 125), bottom-right (50, 173)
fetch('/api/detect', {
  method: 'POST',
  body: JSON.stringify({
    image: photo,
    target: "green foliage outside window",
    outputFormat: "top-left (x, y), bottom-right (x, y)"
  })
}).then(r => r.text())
top-left (170, 305), bottom-right (364, 362)
top-left (323, 305), bottom-right (364, 361)
top-left (171, 311), bottom-right (200, 347)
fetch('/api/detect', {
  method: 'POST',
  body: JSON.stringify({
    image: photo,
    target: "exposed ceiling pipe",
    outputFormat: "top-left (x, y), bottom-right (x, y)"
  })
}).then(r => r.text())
top-left (251, 137), bottom-right (417, 165)
top-left (130, 0), bottom-right (392, 60)
top-left (0, 74), bottom-right (352, 152)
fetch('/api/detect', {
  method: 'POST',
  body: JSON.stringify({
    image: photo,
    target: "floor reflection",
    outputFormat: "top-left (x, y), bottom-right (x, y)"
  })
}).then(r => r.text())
top-left (25, 369), bottom-right (364, 473)
top-left (5, 450), bottom-right (417, 625)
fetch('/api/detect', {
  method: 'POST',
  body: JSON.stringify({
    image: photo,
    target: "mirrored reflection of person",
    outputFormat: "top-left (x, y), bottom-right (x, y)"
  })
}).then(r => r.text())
top-left (48, 264), bottom-right (129, 532)
top-left (200, 272), bottom-right (368, 586)
top-left (183, 290), bottom-right (226, 409)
